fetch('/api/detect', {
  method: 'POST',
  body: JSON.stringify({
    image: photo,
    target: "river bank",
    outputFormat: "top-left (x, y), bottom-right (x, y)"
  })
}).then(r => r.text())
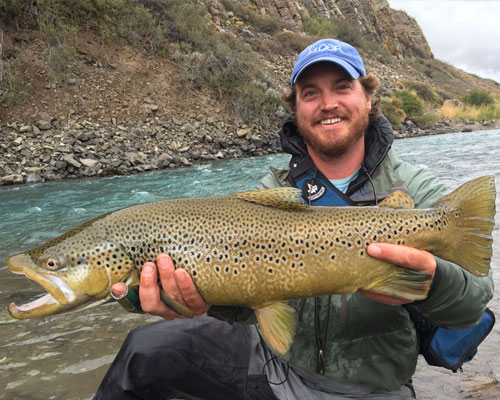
top-left (1, 116), bottom-right (498, 186)
top-left (1, 130), bottom-right (499, 400)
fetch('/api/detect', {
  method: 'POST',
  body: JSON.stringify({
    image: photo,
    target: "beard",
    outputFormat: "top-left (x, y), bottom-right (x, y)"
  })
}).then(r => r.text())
top-left (296, 109), bottom-right (370, 159)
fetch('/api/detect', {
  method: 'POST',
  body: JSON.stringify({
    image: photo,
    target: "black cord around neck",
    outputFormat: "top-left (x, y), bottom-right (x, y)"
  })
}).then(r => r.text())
top-left (362, 165), bottom-right (378, 205)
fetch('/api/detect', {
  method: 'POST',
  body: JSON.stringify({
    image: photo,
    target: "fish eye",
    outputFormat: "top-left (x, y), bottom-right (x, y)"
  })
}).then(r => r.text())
top-left (46, 258), bottom-right (60, 270)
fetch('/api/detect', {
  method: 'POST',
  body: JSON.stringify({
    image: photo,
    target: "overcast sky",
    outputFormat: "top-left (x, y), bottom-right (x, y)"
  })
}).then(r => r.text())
top-left (388, 0), bottom-right (500, 84)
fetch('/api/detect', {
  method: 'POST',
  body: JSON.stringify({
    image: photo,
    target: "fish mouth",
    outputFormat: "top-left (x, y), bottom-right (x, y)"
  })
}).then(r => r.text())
top-left (7, 253), bottom-right (81, 319)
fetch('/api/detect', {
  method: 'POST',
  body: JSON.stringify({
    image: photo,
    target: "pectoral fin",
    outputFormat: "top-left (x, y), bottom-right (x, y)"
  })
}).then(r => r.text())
top-left (253, 301), bottom-right (296, 355)
top-left (377, 190), bottom-right (414, 209)
top-left (361, 267), bottom-right (432, 301)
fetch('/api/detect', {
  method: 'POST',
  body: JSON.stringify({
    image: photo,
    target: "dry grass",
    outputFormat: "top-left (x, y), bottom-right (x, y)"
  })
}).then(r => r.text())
top-left (439, 102), bottom-right (500, 122)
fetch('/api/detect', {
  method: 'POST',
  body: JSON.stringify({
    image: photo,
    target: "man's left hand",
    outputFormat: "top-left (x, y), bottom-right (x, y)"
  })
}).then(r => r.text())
top-left (359, 243), bottom-right (436, 305)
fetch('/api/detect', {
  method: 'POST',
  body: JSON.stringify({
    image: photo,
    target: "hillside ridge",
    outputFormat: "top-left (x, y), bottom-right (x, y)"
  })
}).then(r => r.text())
top-left (0, 0), bottom-right (498, 185)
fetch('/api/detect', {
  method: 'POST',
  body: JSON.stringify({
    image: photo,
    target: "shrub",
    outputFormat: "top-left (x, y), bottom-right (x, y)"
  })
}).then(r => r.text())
top-left (414, 112), bottom-right (439, 128)
top-left (380, 97), bottom-right (406, 129)
top-left (394, 90), bottom-right (423, 118)
top-left (220, 0), bottom-right (283, 34)
top-left (403, 81), bottom-right (442, 106)
top-left (176, 35), bottom-right (280, 125)
top-left (37, 2), bottom-right (78, 81)
top-left (267, 31), bottom-right (312, 56)
top-left (302, 18), bottom-right (339, 38)
top-left (0, 58), bottom-right (25, 105)
top-left (301, 16), bottom-right (365, 49)
top-left (462, 90), bottom-right (495, 107)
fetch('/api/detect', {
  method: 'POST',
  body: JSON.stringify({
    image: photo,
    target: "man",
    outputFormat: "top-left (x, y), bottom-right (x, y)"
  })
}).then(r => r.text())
top-left (94, 39), bottom-right (493, 399)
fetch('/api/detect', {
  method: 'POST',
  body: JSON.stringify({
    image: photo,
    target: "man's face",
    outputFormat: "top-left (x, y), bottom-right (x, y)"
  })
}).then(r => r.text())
top-left (294, 62), bottom-right (371, 159)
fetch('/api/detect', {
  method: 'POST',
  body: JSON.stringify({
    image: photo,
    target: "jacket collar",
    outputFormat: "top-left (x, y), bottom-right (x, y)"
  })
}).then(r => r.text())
top-left (279, 114), bottom-right (394, 193)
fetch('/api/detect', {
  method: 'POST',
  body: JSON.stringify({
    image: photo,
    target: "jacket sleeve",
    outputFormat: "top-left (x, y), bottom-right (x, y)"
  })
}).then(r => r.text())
top-left (408, 258), bottom-right (494, 328)
top-left (392, 150), bottom-right (494, 328)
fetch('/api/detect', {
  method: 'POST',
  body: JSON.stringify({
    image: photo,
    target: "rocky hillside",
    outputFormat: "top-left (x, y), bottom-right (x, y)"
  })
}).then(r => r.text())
top-left (0, 0), bottom-right (498, 186)
top-left (237, 0), bottom-right (433, 58)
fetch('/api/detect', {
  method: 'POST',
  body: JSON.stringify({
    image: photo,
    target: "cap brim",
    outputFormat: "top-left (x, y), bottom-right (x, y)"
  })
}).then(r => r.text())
top-left (292, 56), bottom-right (361, 85)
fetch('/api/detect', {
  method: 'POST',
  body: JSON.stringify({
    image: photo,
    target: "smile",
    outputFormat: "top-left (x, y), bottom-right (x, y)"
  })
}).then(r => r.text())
top-left (319, 118), bottom-right (342, 125)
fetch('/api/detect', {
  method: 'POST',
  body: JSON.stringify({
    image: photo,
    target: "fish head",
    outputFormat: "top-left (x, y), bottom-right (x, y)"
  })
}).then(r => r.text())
top-left (7, 229), bottom-right (135, 319)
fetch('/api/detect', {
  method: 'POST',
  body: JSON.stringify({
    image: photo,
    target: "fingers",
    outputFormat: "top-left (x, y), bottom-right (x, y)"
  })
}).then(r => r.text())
top-left (139, 260), bottom-right (173, 319)
top-left (367, 243), bottom-right (436, 276)
top-left (140, 254), bottom-right (210, 320)
top-left (173, 268), bottom-right (210, 315)
top-left (111, 282), bottom-right (127, 298)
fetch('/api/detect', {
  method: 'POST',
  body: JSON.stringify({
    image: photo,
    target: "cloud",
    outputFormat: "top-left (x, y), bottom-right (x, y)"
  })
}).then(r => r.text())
top-left (388, 0), bottom-right (500, 83)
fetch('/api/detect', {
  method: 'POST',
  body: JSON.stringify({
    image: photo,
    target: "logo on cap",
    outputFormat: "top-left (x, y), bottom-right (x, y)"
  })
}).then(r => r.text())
top-left (308, 43), bottom-right (342, 55)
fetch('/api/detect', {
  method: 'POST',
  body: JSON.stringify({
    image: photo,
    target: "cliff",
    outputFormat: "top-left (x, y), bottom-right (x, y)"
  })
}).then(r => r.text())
top-left (0, 0), bottom-right (498, 186)
top-left (229, 0), bottom-right (432, 58)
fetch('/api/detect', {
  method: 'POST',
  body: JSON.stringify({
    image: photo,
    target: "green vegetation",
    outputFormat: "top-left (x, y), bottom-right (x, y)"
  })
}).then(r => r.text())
top-left (380, 97), bottom-right (406, 129)
top-left (265, 31), bottom-right (312, 56)
top-left (394, 90), bottom-right (423, 119)
top-left (413, 112), bottom-right (439, 129)
top-left (302, 17), bottom-right (364, 49)
top-left (220, 0), bottom-right (284, 34)
top-left (1, 1), bottom-right (498, 126)
top-left (381, 84), bottom-right (445, 129)
top-left (402, 81), bottom-right (442, 106)
top-left (0, 58), bottom-right (25, 105)
top-left (462, 90), bottom-right (495, 107)
top-left (301, 16), bottom-right (392, 64)
top-left (1, 0), bottom-right (284, 125)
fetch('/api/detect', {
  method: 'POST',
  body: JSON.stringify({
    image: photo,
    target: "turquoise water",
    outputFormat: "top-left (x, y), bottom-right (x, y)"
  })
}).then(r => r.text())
top-left (0, 129), bottom-right (499, 399)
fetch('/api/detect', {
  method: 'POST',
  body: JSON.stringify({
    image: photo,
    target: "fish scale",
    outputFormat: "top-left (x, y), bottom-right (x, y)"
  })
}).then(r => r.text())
top-left (6, 176), bottom-right (496, 355)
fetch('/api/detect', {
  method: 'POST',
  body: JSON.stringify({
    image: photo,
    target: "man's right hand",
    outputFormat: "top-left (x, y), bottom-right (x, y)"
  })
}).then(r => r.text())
top-left (112, 253), bottom-right (210, 320)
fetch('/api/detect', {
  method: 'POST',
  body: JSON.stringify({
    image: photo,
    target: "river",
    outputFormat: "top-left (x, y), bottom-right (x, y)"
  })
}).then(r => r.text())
top-left (0, 129), bottom-right (499, 400)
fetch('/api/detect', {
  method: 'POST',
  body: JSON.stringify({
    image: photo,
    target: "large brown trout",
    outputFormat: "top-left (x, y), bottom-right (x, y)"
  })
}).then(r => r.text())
top-left (6, 176), bottom-right (496, 354)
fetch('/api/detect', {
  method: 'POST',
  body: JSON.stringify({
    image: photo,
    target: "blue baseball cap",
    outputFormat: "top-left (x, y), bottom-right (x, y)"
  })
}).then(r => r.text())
top-left (290, 38), bottom-right (366, 86)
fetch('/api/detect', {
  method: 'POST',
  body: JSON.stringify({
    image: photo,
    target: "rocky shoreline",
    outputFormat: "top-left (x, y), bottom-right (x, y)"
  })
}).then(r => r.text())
top-left (1, 114), bottom-right (498, 187)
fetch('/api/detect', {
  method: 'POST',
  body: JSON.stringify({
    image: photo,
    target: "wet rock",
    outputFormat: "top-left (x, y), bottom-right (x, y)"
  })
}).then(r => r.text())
top-left (1, 174), bottom-right (24, 184)
top-left (26, 173), bottom-right (44, 184)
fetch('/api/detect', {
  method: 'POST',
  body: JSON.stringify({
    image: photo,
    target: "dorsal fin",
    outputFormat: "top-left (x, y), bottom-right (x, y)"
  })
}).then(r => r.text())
top-left (378, 190), bottom-right (414, 209)
top-left (234, 188), bottom-right (308, 210)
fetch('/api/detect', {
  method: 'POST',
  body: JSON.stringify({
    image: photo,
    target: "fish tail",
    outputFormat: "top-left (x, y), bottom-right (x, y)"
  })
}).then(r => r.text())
top-left (433, 175), bottom-right (496, 276)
